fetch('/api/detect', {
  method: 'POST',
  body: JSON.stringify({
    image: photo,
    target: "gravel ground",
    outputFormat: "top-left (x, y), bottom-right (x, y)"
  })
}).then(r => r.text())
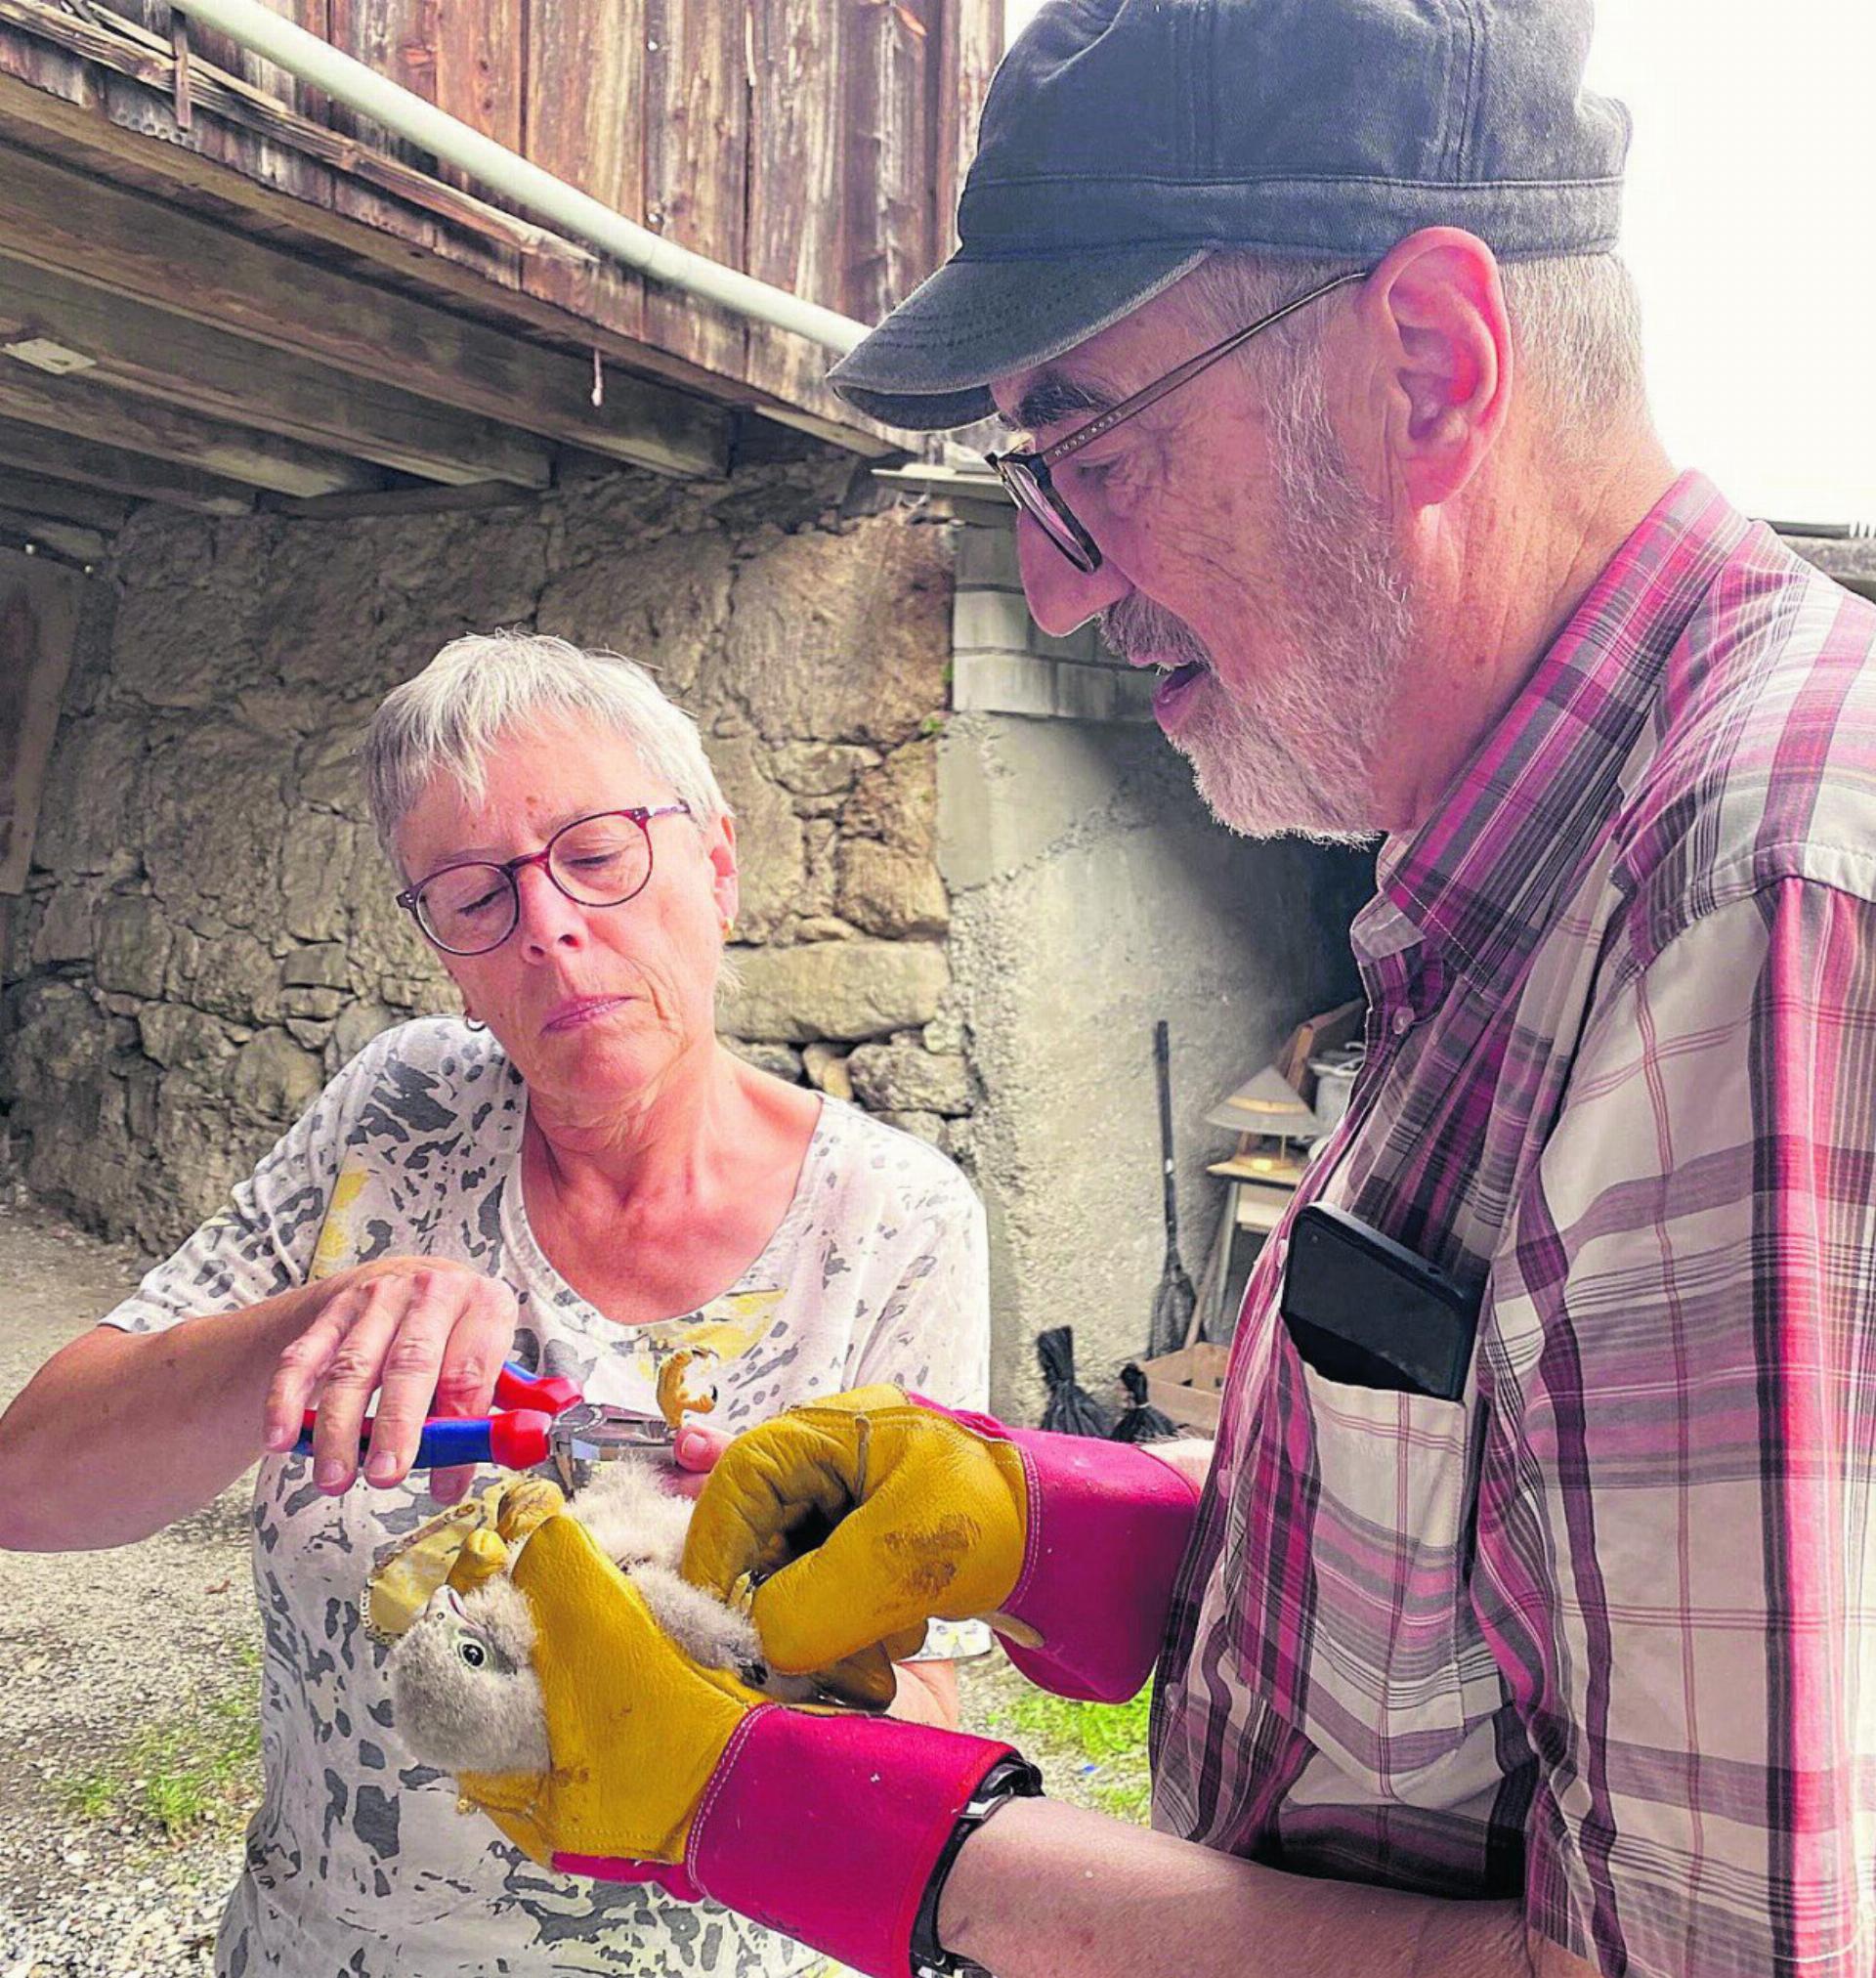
top-left (0, 1195), bottom-right (257, 1978)
top-left (0, 1194), bottom-right (1150, 1978)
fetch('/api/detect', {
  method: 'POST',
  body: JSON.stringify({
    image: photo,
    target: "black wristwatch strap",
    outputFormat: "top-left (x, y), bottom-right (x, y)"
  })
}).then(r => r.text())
top-left (909, 1755), bottom-right (1045, 1978)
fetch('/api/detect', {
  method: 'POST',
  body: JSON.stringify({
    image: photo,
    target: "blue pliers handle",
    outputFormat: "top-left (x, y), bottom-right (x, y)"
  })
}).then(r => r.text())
top-left (294, 1358), bottom-right (582, 1471)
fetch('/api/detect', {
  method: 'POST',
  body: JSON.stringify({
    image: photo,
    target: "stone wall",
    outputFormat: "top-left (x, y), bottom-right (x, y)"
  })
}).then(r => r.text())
top-left (0, 450), bottom-right (966, 1253)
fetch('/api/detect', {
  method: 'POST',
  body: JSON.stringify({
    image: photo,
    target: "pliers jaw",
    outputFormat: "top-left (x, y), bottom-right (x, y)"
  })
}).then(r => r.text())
top-left (548, 1402), bottom-right (678, 1492)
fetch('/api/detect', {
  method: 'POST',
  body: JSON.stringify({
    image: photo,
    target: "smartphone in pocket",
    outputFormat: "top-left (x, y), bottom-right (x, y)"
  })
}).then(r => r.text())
top-left (1278, 1204), bottom-right (1480, 1402)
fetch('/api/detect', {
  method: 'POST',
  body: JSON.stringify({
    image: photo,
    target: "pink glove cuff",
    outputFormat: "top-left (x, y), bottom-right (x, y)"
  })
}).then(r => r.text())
top-left (1002, 1425), bottom-right (1201, 1702)
top-left (912, 1398), bottom-right (1202, 1702)
top-left (692, 1705), bottom-right (1021, 1976)
top-left (550, 1710), bottom-right (1020, 1972)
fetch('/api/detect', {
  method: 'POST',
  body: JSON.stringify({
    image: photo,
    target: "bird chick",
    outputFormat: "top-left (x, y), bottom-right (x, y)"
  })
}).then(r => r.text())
top-left (388, 1573), bottom-right (549, 1777)
top-left (387, 1457), bottom-right (801, 1779)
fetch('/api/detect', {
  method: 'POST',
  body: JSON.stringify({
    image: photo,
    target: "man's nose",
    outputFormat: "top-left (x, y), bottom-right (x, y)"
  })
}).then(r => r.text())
top-left (1015, 512), bottom-right (1129, 637)
top-left (515, 863), bottom-right (586, 958)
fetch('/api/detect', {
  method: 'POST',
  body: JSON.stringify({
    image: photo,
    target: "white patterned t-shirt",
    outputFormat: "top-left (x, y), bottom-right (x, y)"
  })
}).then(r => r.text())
top-left (102, 1017), bottom-right (991, 1978)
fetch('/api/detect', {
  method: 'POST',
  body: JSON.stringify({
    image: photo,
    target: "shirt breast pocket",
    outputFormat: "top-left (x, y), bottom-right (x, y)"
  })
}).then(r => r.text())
top-left (1231, 1337), bottom-right (1490, 1802)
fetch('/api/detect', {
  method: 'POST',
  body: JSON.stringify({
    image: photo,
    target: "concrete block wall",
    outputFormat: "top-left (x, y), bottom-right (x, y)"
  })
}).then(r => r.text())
top-left (949, 508), bottom-right (1159, 725)
top-left (932, 503), bottom-right (1374, 1419)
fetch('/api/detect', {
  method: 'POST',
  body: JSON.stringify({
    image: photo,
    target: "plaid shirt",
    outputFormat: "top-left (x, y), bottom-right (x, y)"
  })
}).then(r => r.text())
top-left (1150, 473), bottom-right (1876, 1977)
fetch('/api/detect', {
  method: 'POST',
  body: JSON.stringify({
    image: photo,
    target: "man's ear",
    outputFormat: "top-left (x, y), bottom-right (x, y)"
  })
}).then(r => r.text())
top-left (1356, 228), bottom-right (1512, 512)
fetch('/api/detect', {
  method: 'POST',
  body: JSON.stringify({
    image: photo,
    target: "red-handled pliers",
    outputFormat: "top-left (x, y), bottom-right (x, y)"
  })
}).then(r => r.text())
top-left (294, 1359), bottom-right (678, 1474)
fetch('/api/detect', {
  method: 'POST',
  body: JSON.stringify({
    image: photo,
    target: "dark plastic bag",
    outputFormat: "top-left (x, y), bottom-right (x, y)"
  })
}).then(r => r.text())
top-left (1110, 1362), bottom-right (1178, 1443)
top-left (1037, 1325), bottom-right (1114, 1438)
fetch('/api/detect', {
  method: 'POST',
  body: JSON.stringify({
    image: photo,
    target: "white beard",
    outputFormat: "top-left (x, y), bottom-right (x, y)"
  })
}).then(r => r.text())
top-left (1101, 362), bottom-right (1415, 843)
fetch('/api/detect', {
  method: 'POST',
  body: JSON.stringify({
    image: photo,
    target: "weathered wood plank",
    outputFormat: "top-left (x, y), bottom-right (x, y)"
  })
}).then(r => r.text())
top-left (320, 0), bottom-right (518, 260)
top-left (0, 60), bottom-right (746, 404)
top-left (0, 143), bottom-right (727, 478)
top-left (434, 0), bottom-right (523, 200)
top-left (0, 254), bottom-right (553, 487)
top-left (0, 10), bottom-right (917, 453)
top-left (323, 0), bottom-right (439, 195)
top-left (104, 0), bottom-right (334, 200)
top-left (0, 542), bottom-right (84, 892)
top-left (641, 0), bottom-right (747, 379)
top-left (325, 0), bottom-right (523, 197)
top-left (259, 478), bottom-right (536, 519)
top-left (523, 0), bottom-right (648, 342)
top-left (841, 0), bottom-right (932, 328)
top-left (176, 0), bottom-right (336, 130)
top-left (746, 0), bottom-right (841, 413)
top-left (0, 2), bottom-right (572, 266)
top-left (0, 1), bottom-right (107, 128)
top-left (0, 414), bottom-right (255, 512)
top-left (0, 469), bottom-right (129, 532)
top-left (0, 366), bottom-right (381, 497)
top-left (933, 0), bottom-right (999, 259)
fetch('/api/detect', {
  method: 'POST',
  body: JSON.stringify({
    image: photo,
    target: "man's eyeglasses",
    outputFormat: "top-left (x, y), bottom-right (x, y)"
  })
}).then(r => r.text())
top-left (983, 269), bottom-right (1371, 574)
top-left (397, 804), bottom-right (693, 957)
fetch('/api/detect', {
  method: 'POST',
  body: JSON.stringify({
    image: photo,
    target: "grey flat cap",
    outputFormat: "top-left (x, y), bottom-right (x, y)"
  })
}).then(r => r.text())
top-left (830, 0), bottom-right (1630, 430)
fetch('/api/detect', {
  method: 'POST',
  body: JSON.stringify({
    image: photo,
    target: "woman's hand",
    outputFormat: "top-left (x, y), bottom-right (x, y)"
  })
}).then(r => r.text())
top-left (260, 1257), bottom-right (519, 1501)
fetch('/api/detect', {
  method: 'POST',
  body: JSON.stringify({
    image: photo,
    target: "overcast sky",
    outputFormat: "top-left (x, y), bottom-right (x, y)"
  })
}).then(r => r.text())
top-left (999, 1), bottom-right (1876, 525)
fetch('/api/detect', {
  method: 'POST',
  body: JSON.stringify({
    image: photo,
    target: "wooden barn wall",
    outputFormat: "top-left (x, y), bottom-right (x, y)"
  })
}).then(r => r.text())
top-left (0, 0), bottom-right (1002, 429)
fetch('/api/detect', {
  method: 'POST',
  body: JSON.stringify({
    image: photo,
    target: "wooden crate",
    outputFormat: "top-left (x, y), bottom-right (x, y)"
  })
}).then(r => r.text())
top-left (1136, 1342), bottom-right (1231, 1433)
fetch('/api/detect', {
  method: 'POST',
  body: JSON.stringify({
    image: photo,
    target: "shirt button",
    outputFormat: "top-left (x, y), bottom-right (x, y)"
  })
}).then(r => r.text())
top-left (1391, 1007), bottom-right (1415, 1037)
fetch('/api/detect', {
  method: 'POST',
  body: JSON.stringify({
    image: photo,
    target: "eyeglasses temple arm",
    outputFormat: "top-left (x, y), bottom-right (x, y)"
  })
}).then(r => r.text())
top-left (1039, 269), bottom-right (1369, 468)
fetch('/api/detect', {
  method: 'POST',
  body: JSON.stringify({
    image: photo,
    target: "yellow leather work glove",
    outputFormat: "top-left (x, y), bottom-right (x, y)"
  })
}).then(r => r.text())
top-left (680, 1386), bottom-right (1030, 1698)
top-left (457, 1510), bottom-right (764, 1870)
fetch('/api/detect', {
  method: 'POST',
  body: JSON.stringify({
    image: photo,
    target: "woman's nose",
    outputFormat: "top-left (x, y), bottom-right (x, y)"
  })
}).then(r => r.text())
top-left (1015, 511), bottom-right (1130, 637)
top-left (514, 863), bottom-right (586, 957)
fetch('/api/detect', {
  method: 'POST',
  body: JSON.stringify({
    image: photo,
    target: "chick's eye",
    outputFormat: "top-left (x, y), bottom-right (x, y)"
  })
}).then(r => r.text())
top-left (457, 1637), bottom-right (488, 1670)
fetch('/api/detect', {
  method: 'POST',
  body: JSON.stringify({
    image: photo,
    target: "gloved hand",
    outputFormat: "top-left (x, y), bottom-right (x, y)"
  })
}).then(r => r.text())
top-left (682, 1384), bottom-right (1202, 1704)
top-left (455, 1508), bottom-right (758, 1868)
top-left (452, 1503), bottom-right (1027, 1978)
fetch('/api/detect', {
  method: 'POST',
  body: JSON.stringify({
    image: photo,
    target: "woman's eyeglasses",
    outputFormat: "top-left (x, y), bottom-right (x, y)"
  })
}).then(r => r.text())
top-left (397, 803), bottom-right (692, 957)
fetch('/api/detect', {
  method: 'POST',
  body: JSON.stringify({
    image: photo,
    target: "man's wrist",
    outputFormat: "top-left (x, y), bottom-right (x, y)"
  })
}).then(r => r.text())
top-left (910, 1755), bottom-right (1044, 1977)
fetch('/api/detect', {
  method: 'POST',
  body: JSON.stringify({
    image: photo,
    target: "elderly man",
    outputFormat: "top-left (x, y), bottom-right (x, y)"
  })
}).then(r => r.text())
top-left (418, 4), bottom-right (1876, 1976)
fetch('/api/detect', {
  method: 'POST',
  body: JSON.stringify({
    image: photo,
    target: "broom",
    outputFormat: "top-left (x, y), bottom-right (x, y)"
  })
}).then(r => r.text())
top-left (1147, 1019), bottom-right (1199, 1358)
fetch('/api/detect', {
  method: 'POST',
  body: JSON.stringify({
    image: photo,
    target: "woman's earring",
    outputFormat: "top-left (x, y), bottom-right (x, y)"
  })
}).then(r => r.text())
top-left (721, 918), bottom-right (735, 940)
top-left (464, 1013), bottom-right (487, 1033)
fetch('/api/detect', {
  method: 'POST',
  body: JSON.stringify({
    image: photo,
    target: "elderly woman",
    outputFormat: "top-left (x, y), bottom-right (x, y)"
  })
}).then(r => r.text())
top-left (0, 632), bottom-right (989, 1978)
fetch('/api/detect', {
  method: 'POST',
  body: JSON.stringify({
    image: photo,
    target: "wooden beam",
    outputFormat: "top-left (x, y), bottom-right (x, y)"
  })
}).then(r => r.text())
top-left (0, 143), bottom-right (730, 480)
top-left (0, 415), bottom-right (254, 513)
top-left (0, 61), bottom-right (904, 460)
top-left (0, 0), bottom-right (592, 270)
top-left (0, 541), bottom-right (83, 892)
top-left (0, 368), bottom-right (376, 499)
top-left (0, 38), bottom-right (724, 393)
top-left (258, 480), bottom-right (535, 521)
top-left (0, 254), bottom-right (553, 489)
top-left (0, 466), bottom-right (128, 531)
top-left (0, 504), bottom-right (107, 564)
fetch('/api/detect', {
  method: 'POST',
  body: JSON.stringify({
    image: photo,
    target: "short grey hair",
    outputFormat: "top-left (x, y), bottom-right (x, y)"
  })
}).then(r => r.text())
top-left (362, 632), bottom-right (729, 865)
top-left (1179, 248), bottom-right (1648, 465)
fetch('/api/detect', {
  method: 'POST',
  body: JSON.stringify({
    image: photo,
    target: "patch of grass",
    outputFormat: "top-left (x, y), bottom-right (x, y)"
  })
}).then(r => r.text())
top-left (990, 1682), bottom-right (1154, 1759)
top-left (62, 1642), bottom-right (263, 1842)
top-left (975, 1674), bottom-right (1155, 1824)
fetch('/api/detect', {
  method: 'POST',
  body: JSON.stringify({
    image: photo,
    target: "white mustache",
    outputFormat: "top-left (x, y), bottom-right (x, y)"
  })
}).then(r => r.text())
top-left (1099, 595), bottom-right (1215, 669)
